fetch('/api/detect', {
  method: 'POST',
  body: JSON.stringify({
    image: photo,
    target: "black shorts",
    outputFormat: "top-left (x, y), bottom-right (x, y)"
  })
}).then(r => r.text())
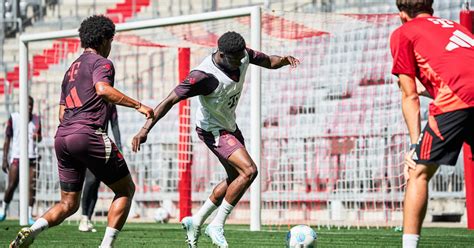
top-left (414, 108), bottom-right (474, 166)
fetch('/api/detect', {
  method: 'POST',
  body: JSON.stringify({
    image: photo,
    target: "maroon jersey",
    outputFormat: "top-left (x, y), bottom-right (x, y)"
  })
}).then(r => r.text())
top-left (56, 51), bottom-right (115, 136)
top-left (391, 17), bottom-right (474, 116)
top-left (174, 48), bottom-right (270, 99)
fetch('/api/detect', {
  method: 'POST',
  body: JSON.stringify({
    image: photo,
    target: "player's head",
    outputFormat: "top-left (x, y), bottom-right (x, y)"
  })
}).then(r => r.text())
top-left (396, 0), bottom-right (433, 23)
top-left (217, 31), bottom-right (246, 70)
top-left (79, 15), bottom-right (115, 58)
top-left (28, 96), bottom-right (34, 114)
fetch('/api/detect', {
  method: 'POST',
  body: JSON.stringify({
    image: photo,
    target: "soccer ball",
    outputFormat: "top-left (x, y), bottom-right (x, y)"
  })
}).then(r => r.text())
top-left (286, 225), bottom-right (317, 248)
top-left (153, 207), bottom-right (170, 223)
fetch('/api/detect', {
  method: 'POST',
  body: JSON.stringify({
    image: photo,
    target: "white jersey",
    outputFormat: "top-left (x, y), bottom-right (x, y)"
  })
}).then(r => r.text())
top-left (193, 51), bottom-right (250, 133)
top-left (9, 112), bottom-right (40, 161)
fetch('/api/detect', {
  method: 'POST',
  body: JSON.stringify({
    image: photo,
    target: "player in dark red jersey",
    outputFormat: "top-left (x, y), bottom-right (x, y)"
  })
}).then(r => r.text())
top-left (391, 1), bottom-right (474, 247)
top-left (10, 15), bottom-right (154, 248)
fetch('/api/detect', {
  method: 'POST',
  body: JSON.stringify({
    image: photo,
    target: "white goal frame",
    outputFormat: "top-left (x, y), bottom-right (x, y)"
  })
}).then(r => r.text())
top-left (18, 6), bottom-right (262, 230)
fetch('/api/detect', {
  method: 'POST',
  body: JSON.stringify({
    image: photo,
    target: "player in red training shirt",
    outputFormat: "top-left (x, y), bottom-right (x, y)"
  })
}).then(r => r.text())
top-left (391, 1), bottom-right (474, 247)
top-left (10, 15), bottom-right (154, 248)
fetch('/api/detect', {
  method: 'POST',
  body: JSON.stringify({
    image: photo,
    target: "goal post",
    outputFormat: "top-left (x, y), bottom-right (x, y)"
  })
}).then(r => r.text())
top-left (459, 3), bottom-right (474, 230)
top-left (18, 6), bottom-right (263, 228)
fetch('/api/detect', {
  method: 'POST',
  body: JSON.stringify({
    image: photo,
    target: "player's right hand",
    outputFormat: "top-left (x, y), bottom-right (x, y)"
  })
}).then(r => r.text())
top-left (137, 104), bottom-right (154, 119)
top-left (131, 129), bottom-right (148, 152)
top-left (2, 160), bottom-right (9, 173)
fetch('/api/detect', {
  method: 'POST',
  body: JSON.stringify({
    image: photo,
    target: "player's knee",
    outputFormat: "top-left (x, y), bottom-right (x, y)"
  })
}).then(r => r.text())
top-left (242, 165), bottom-right (258, 182)
top-left (411, 164), bottom-right (438, 182)
top-left (61, 198), bottom-right (80, 213)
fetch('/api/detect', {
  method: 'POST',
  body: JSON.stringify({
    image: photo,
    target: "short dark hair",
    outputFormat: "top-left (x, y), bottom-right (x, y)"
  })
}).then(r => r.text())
top-left (396, 0), bottom-right (433, 18)
top-left (217, 31), bottom-right (246, 54)
top-left (79, 15), bottom-right (115, 50)
top-left (28, 96), bottom-right (34, 105)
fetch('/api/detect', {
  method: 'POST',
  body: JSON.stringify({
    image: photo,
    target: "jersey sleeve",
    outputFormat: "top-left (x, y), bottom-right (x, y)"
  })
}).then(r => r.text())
top-left (173, 70), bottom-right (219, 99)
top-left (246, 48), bottom-right (270, 66)
top-left (5, 115), bottom-right (13, 138)
top-left (390, 28), bottom-right (416, 77)
top-left (93, 59), bottom-right (115, 85)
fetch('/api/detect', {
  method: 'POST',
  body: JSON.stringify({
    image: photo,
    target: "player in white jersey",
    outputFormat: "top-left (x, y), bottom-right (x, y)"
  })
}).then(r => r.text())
top-left (131, 31), bottom-right (299, 248)
top-left (1, 96), bottom-right (41, 225)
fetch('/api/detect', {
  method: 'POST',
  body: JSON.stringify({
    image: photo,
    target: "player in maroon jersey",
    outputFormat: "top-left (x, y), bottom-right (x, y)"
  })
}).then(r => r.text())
top-left (391, 1), bottom-right (474, 247)
top-left (10, 15), bottom-right (154, 248)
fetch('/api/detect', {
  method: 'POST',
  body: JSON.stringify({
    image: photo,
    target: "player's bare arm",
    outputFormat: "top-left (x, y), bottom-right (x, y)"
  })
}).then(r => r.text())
top-left (256, 55), bottom-right (300, 69)
top-left (94, 81), bottom-right (154, 119)
top-left (2, 136), bottom-right (10, 173)
top-left (131, 91), bottom-right (181, 152)
top-left (32, 120), bottom-right (42, 143)
top-left (269, 55), bottom-right (300, 69)
top-left (399, 74), bottom-right (421, 177)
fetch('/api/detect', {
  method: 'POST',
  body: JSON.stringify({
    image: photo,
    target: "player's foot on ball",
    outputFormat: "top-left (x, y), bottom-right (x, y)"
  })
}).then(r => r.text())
top-left (181, 216), bottom-right (200, 248)
top-left (205, 225), bottom-right (228, 248)
top-left (10, 227), bottom-right (34, 248)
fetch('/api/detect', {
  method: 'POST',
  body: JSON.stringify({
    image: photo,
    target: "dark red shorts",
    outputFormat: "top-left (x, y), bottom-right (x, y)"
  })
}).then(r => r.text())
top-left (54, 130), bottom-right (129, 192)
top-left (196, 126), bottom-right (245, 160)
top-left (414, 108), bottom-right (474, 166)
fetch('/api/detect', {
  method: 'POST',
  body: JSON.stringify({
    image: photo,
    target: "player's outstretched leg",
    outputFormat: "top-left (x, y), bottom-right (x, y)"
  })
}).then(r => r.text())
top-left (205, 148), bottom-right (257, 248)
top-left (10, 190), bottom-right (81, 248)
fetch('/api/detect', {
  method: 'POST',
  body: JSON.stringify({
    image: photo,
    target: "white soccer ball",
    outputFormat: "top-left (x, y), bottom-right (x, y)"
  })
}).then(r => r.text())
top-left (286, 225), bottom-right (317, 248)
top-left (153, 207), bottom-right (170, 223)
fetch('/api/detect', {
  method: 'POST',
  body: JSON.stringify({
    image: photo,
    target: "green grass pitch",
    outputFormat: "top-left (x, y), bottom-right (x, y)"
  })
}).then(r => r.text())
top-left (1, 220), bottom-right (473, 247)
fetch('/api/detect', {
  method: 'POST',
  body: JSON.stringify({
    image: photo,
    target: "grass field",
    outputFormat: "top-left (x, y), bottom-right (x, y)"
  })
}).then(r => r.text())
top-left (1, 220), bottom-right (473, 247)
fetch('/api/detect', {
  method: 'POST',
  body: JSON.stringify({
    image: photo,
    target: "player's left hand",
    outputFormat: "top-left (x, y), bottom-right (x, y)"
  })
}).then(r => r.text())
top-left (131, 129), bottom-right (148, 152)
top-left (283, 56), bottom-right (300, 68)
top-left (403, 149), bottom-right (417, 181)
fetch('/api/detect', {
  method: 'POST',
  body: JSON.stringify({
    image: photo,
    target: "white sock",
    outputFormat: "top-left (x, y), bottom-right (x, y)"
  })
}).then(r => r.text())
top-left (192, 198), bottom-right (218, 226)
top-left (28, 206), bottom-right (33, 219)
top-left (81, 215), bottom-right (89, 221)
top-left (403, 234), bottom-right (420, 248)
top-left (209, 199), bottom-right (234, 227)
top-left (30, 217), bottom-right (49, 237)
top-left (1, 201), bottom-right (9, 215)
top-left (100, 227), bottom-right (119, 247)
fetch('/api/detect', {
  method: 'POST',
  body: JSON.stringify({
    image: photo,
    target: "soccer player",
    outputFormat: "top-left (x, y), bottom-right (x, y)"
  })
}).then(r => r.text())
top-left (10, 15), bottom-right (154, 248)
top-left (391, 1), bottom-right (474, 247)
top-left (78, 105), bottom-right (121, 233)
top-left (131, 31), bottom-right (299, 248)
top-left (1, 96), bottom-right (41, 226)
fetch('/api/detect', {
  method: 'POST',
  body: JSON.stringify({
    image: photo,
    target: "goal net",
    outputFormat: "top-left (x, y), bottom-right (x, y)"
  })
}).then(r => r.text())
top-left (5, 8), bottom-right (465, 228)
